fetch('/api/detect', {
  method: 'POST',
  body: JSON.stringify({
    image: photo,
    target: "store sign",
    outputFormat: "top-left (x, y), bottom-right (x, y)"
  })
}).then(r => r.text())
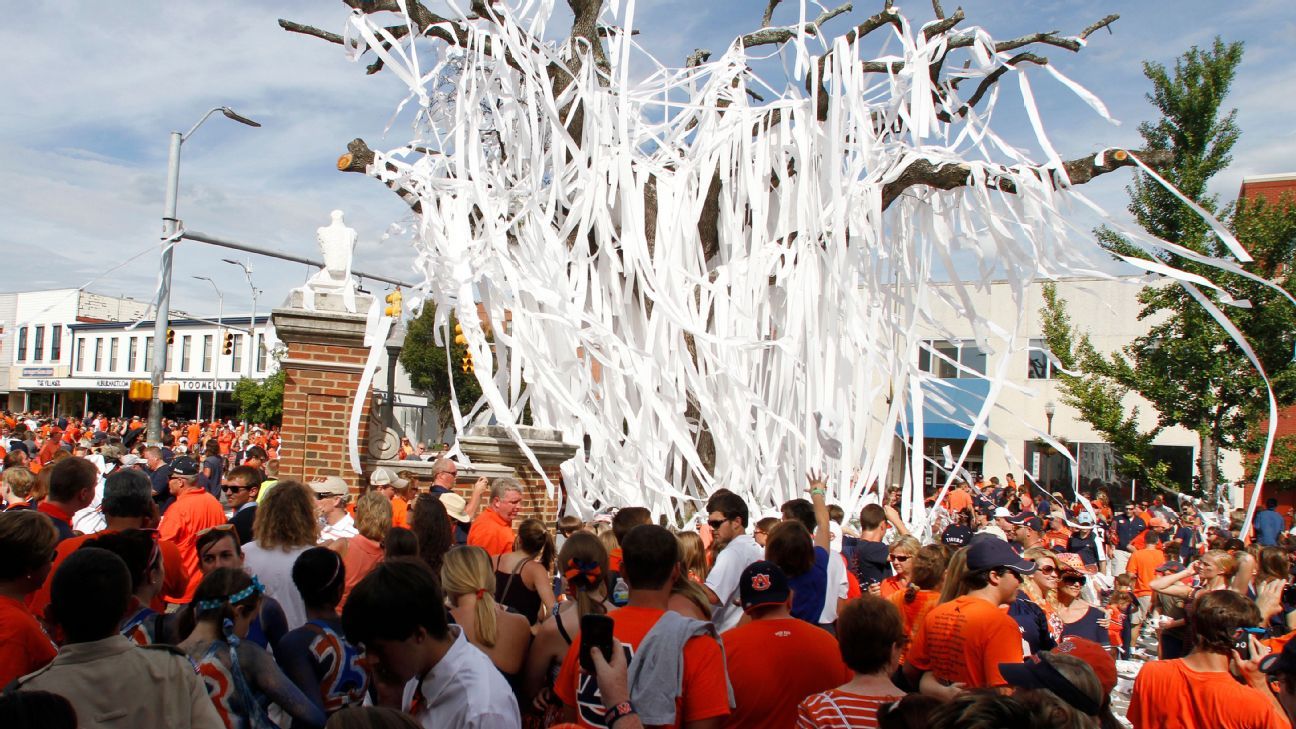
top-left (18, 378), bottom-right (244, 392)
top-left (21, 367), bottom-right (54, 377)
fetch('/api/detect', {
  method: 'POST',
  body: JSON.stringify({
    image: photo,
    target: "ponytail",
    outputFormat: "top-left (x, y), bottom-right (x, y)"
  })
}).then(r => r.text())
top-left (474, 588), bottom-right (500, 647)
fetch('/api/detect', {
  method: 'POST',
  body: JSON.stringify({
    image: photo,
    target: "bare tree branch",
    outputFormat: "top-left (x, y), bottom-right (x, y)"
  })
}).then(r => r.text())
top-left (937, 51), bottom-right (1048, 121)
top-left (336, 138), bottom-right (423, 215)
top-left (922, 7), bottom-right (964, 41)
top-left (880, 148), bottom-right (1174, 209)
top-left (761, 0), bottom-right (783, 28)
top-left (741, 3), bottom-right (853, 49)
top-left (686, 49), bottom-right (712, 68)
top-left (931, 0), bottom-right (946, 20)
top-left (278, 19), bottom-right (343, 46)
top-left (1080, 14), bottom-right (1119, 40)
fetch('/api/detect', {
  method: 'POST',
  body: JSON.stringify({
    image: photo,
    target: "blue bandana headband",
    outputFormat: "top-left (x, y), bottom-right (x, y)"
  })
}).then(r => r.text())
top-left (196, 576), bottom-right (265, 612)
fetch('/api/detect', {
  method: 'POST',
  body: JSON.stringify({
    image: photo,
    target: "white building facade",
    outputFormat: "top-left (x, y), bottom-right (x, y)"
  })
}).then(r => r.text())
top-left (11, 313), bottom-right (275, 421)
top-left (889, 276), bottom-right (1240, 498)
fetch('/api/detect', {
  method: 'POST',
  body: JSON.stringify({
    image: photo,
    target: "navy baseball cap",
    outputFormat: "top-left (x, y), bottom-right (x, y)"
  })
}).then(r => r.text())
top-left (170, 456), bottom-right (200, 477)
top-left (739, 561), bottom-right (791, 612)
top-left (966, 536), bottom-right (1037, 575)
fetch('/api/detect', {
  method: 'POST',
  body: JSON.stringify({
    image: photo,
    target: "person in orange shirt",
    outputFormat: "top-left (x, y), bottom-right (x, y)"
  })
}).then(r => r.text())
top-left (29, 469), bottom-right (188, 621)
top-left (0, 509), bottom-right (58, 687)
top-left (186, 421), bottom-right (201, 446)
top-left (724, 561), bottom-right (851, 729)
top-left (1126, 530), bottom-right (1167, 638)
top-left (157, 457), bottom-right (228, 603)
top-left (555, 524), bottom-right (730, 727)
top-left (879, 536), bottom-right (920, 599)
top-left (944, 481), bottom-right (973, 515)
top-left (467, 477), bottom-right (524, 557)
top-left (609, 507), bottom-right (652, 574)
top-left (889, 544), bottom-right (946, 662)
top-left (1128, 589), bottom-right (1288, 728)
top-left (903, 536), bottom-right (1033, 691)
top-left (370, 467), bottom-right (411, 528)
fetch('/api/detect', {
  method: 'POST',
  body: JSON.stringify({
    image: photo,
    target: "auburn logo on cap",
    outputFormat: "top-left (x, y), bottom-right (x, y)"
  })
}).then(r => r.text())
top-left (750, 573), bottom-right (771, 591)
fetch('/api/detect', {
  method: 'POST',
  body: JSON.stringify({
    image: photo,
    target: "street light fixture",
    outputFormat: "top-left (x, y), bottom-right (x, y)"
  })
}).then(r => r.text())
top-left (1044, 400), bottom-right (1057, 436)
top-left (193, 276), bottom-right (223, 421)
top-left (147, 106), bottom-right (260, 443)
top-left (223, 258), bottom-right (260, 378)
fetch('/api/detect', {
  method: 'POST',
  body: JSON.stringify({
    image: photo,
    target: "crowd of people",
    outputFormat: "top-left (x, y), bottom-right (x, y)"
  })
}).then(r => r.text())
top-left (3, 408), bottom-right (1296, 729)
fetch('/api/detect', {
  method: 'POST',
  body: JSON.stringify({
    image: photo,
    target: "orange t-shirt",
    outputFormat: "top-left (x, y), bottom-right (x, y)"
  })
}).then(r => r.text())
top-left (388, 495), bottom-right (410, 529)
top-left (339, 534), bottom-right (385, 610)
top-left (29, 530), bottom-right (188, 620)
top-left (1127, 659), bottom-right (1288, 729)
top-left (555, 606), bottom-right (730, 727)
top-left (467, 509), bottom-right (515, 557)
top-left (889, 588), bottom-right (939, 662)
top-left (158, 488), bottom-right (229, 602)
top-left (905, 595), bottom-right (1023, 688)
top-left (1126, 547), bottom-right (1167, 598)
top-left (797, 690), bottom-right (903, 729)
top-left (608, 548), bottom-right (624, 574)
top-left (722, 617), bottom-right (851, 729)
top-left (945, 489), bottom-right (973, 514)
top-left (0, 595), bottom-right (56, 686)
top-left (1129, 512), bottom-right (1155, 551)
top-left (187, 423), bottom-right (201, 445)
top-left (879, 575), bottom-right (906, 599)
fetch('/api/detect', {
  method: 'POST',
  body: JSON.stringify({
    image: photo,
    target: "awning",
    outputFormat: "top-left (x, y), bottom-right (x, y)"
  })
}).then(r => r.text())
top-left (896, 421), bottom-right (988, 441)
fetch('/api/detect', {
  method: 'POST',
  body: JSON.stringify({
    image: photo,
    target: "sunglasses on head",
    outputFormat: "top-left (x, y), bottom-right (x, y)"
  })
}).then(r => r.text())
top-left (198, 524), bottom-right (237, 538)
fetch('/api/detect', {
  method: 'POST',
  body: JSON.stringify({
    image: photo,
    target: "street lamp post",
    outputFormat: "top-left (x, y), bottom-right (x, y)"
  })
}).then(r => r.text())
top-left (147, 106), bottom-right (260, 443)
top-left (193, 276), bottom-right (223, 421)
top-left (1044, 400), bottom-right (1057, 436)
top-left (223, 258), bottom-right (259, 379)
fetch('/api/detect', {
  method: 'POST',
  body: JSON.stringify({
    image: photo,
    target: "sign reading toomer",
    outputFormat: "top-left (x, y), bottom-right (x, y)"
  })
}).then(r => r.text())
top-left (17, 378), bottom-right (241, 392)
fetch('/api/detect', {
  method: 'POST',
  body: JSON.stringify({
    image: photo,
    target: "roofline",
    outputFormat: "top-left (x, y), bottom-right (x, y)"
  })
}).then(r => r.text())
top-left (69, 316), bottom-right (264, 331)
top-left (1241, 173), bottom-right (1296, 184)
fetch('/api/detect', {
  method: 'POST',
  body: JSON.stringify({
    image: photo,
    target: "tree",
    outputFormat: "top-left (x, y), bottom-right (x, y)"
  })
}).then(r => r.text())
top-left (231, 370), bottom-right (286, 425)
top-left (399, 304), bottom-right (483, 433)
top-left (1050, 39), bottom-right (1296, 497)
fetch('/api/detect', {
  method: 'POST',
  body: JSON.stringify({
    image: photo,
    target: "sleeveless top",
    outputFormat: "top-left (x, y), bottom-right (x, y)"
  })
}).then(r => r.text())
top-left (495, 556), bottom-right (543, 625)
top-left (302, 619), bottom-right (369, 713)
top-left (1061, 605), bottom-right (1110, 647)
top-left (122, 605), bottom-right (164, 646)
top-left (191, 640), bottom-right (274, 729)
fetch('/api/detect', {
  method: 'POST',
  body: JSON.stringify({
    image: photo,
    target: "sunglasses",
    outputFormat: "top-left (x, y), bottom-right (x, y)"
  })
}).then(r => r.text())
top-left (707, 518), bottom-right (728, 530)
top-left (889, 554), bottom-right (912, 563)
top-left (222, 484), bottom-right (251, 493)
top-left (1061, 574), bottom-right (1086, 586)
top-left (1037, 565), bottom-right (1058, 576)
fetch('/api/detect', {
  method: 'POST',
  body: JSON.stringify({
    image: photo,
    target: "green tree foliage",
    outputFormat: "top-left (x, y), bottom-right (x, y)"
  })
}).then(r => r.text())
top-left (231, 370), bottom-right (286, 425)
top-left (1050, 38), bottom-right (1296, 495)
top-left (399, 304), bottom-right (483, 424)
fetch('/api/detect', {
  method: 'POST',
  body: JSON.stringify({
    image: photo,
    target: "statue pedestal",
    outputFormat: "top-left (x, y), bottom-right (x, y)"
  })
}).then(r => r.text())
top-left (272, 292), bottom-right (375, 492)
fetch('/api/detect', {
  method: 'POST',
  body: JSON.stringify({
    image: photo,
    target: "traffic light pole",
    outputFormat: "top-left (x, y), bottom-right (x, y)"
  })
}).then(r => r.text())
top-left (147, 131), bottom-right (182, 444)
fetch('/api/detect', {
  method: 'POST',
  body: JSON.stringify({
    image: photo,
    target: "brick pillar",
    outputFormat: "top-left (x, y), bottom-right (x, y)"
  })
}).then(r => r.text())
top-left (458, 425), bottom-right (579, 525)
top-left (271, 291), bottom-right (375, 492)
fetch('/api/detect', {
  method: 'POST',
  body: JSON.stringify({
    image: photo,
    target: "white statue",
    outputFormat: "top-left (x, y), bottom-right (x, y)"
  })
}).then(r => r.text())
top-left (299, 210), bottom-right (359, 312)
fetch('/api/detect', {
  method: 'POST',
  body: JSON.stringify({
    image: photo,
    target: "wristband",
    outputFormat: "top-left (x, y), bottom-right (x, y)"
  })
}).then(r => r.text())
top-left (810, 488), bottom-right (826, 496)
top-left (605, 701), bottom-right (636, 726)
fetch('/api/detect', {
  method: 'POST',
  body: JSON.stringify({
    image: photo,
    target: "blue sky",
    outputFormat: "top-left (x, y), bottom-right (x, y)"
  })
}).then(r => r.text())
top-left (1, 0), bottom-right (1292, 318)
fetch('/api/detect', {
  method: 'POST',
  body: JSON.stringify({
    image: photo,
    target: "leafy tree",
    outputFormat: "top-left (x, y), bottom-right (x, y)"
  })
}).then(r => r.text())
top-left (1049, 38), bottom-right (1296, 496)
top-left (399, 304), bottom-right (483, 430)
top-left (231, 369), bottom-right (286, 425)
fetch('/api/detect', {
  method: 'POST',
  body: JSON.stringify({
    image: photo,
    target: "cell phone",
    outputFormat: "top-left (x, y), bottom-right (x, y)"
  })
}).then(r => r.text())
top-left (1233, 629), bottom-right (1251, 659)
top-left (579, 613), bottom-right (615, 673)
top-left (1283, 583), bottom-right (1296, 606)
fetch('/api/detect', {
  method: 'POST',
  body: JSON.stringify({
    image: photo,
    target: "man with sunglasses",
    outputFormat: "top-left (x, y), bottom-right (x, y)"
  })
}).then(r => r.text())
top-left (702, 491), bottom-right (764, 631)
top-left (1112, 501), bottom-right (1147, 575)
top-left (224, 465), bottom-right (262, 545)
top-left (904, 536), bottom-right (1034, 691)
top-left (158, 456), bottom-right (227, 603)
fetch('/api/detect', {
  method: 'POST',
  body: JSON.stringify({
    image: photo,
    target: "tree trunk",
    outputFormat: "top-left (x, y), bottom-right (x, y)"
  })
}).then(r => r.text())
top-left (1198, 430), bottom-right (1218, 499)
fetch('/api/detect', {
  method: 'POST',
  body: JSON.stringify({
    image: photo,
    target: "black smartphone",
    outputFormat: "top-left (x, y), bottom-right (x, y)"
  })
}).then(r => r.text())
top-left (579, 613), bottom-right (615, 673)
top-left (1233, 628), bottom-right (1252, 660)
top-left (1283, 583), bottom-right (1296, 606)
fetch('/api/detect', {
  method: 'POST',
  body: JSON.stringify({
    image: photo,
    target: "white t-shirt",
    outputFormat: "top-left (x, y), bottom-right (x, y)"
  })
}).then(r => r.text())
top-left (705, 532), bottom-right (764, 631)
top-left (242, 543), bottom-right (312, 629)
top-left (319, 514), bottom-right (358, 543)
top-left (404, 625), bottom-right (521, 728)
top-left (818, 549), bottom-right (850, 624)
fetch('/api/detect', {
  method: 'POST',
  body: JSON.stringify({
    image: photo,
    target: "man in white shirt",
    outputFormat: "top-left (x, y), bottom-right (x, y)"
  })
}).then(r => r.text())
top-left (343, 560), bottom-right (520, 728)
top-left (312, 475), bottom-right (357, 543)
top-left (703, 491), bottom-right (765, 631)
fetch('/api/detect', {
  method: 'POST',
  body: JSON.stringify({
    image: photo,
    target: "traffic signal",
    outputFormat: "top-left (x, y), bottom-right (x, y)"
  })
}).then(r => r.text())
top-left (461, 353), bottom-right (474, 374)
top-left (166, 328), bottom-right (175, 345)
top-left (222, 332), bottom-right (233, 355)
top-left (453, 323), bottom-right (467, 346)
top-left (384, 288), bottom-right (403, 318)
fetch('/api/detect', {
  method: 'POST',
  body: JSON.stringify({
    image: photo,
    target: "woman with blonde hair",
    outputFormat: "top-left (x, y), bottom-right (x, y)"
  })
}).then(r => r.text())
top-left (522, 531), bottom-right (612, 727)
top-left (243, 480), bottom-right (320, 629)
top-left (937, 546), bottom-right (970, 605)
top-left (493, 518), bottom-right (556, 625)
top-left (676, 531), bottom-right (708, 583)
top-left (890, 544), bottom-right (946, 656)
top-left (442, 546), bottom-right (532, 680)
top-left (880, 535), bottom-right (921, 598)
top-left (1010, 546), bottom-right (1062, 653)
top-left (334, 491), bottom-right (392, 610)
